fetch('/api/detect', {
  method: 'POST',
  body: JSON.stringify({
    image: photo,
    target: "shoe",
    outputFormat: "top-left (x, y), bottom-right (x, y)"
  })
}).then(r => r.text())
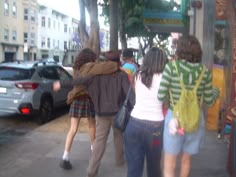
top-left (60, 159), bottom-right (72, 170)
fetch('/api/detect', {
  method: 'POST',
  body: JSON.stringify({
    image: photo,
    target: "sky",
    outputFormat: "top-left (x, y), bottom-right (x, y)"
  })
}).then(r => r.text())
top-left (38, 0), bottom-right (80, 19)
top-left (37, 0), bottom-right (108, 29)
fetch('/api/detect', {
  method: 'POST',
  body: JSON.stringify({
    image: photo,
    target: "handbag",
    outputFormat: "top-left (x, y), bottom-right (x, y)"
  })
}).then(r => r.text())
top-left (114, 82), bottom-right (133, 132)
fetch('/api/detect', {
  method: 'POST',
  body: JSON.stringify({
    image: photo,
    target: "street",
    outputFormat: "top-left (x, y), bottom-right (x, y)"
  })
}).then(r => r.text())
top-left (0, 106), bottom-right (89, 146)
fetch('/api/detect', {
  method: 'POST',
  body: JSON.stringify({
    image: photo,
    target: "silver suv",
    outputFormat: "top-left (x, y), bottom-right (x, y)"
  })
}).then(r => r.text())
top-left (0, 59), bottom-right (73, 124)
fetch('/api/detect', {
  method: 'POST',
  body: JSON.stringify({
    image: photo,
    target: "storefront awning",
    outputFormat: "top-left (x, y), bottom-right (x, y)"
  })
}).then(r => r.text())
top-left (143, 11), bottom-right (186, 33)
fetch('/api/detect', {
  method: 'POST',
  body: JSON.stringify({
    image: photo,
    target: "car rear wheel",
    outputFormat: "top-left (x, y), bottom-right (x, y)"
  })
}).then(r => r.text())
top-left (37, 99), bottom-right (53, 124)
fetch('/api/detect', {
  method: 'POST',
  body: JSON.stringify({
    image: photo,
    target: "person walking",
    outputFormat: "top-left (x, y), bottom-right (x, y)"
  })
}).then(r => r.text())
top-left (60, 48), bottom-right (119, 170)
top-left (124, 47), bottom-right (168, 177)
top-left (121, 48), bottom-right (138, 82)
top-left (157, 35), bottom-right (219, 177)
top-left (53, 50), bottom-right (134, 177)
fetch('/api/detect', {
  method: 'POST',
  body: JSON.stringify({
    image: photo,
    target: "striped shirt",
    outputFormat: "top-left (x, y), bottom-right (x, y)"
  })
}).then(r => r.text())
top-left (157, 60), bottom-right (218, 109)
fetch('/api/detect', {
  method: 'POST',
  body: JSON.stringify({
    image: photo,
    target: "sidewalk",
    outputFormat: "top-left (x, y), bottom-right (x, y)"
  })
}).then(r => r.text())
top-left (0, 118), bottom-right (230, 177)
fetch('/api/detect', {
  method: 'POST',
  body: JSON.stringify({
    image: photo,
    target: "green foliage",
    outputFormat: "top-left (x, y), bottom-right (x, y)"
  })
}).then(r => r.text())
top-left (99, 0), bottom-right (179, 52)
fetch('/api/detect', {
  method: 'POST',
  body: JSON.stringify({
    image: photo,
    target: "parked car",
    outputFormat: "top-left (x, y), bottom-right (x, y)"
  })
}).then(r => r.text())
top-left (0, 59), bottom-right (73, 124)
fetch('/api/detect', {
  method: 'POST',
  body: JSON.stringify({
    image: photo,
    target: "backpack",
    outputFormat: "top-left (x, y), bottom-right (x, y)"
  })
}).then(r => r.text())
top-left (170, 61), bottom-right (206, 133)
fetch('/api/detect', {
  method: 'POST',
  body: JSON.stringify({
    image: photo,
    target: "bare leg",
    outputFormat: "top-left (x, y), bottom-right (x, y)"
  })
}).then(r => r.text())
top-left (163, 153), bottom-right (177, 177)
top-left (179, 153), bottom-right (191, 177)
top-left (88, 117), bottom-right (96, 145)
top-left (64, 117), bottom-right (80, 152)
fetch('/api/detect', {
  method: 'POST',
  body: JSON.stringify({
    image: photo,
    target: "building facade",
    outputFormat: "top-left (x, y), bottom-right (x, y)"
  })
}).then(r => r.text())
top-left (0, 0), bottom-right (24, 61)
top-left (23, 0), bottom-right (38, 60)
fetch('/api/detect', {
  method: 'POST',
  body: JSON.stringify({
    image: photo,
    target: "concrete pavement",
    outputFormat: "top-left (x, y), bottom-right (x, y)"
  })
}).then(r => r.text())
top-left (0, 116), bottom-right (230, 177)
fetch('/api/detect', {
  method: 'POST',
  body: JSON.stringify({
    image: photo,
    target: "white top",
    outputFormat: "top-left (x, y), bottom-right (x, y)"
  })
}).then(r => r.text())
top-left (131, 73), bottom-right (164, 121)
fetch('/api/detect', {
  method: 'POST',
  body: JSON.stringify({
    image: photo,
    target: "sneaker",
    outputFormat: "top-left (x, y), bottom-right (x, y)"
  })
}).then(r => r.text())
top-left (60, 160), bottom-right (72, 170)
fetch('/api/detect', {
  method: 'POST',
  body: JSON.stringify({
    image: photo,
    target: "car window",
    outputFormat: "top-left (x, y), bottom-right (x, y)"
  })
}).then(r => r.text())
top-left (0, 67), bottom-right (34, 81)
top-left (55, 67), bottom-right (72, 81)
top-left (39, 67), bottom-right (59, 80)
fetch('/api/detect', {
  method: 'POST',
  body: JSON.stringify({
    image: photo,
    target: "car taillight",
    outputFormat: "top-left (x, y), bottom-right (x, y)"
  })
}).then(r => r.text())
top-left (20, 107), bottom-right (31, 114)
top-left (15, 82), bottom-right (39, 90)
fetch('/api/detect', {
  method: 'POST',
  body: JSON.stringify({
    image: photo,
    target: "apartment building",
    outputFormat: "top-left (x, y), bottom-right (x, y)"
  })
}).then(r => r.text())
top-left (37, 4), bottom-right (80, 63)
top-left (0, 1), bottom-right (109, 63)
top-left (0, 0), bottom-right (24, 62)
top-left (23, 0), bottom-right (38, 60)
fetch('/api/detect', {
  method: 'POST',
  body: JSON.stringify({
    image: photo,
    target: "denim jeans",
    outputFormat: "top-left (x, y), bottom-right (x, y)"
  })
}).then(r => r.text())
top-left (124, 117), bottom-right (164, 177)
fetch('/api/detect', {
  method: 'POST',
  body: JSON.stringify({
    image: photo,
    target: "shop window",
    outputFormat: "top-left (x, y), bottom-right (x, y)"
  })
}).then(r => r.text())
top-left (12, 2), bottom-right (17, 16)
top-left (12, 30), bottom-right (17, 41)
top-left (4, 29), bottom-right (9, 41)
top-left (4, 0), bottom-right (9, 16)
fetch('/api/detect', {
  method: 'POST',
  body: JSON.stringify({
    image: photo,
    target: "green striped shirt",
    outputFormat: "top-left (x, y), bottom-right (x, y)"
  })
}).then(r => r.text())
top-left (157, 60), bottom-right (218, 109)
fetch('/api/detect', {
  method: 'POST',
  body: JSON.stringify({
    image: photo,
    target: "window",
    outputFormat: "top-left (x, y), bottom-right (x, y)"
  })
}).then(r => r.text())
top-left (31, 10), bottom-right (35, 22)
top-left (41, 16), bottom-right (45, 27)
top-left (41, 37), bottom-right (46, 48)
top-left (57, 40), bottom-right (60, 48)
top-left (64, 41), bottom-right (67, 50)
top-left (39, 67), bottom-right (59, 80)
top-left (47, 38), bottom-right (50, 48)
top-left (31, 33), bottom-right (35, 45)
top-left (24, 33), bottom-right (28, 43)
top-left (4, 29), bottom-right (9, 41)
top-left (53, 39), bottom-right (55, 48)
top-left (12, 30), bottom-right (17, 41)
top-left (24, 9), bottom-right (28, 20)
top-left (0, 68), bottom-right (34, 81)
top-left (53, 20), bottom-right (56, 29)
top-left (48, 18), bottom-right (51, 28)
top-left (64, 24), bottom-right (67, 33)
top-left (4, 0), bottom-right (9, 16)
top-left (58, 22), bottom-right (60, 31)
top-left (12, 2), bottom-right (17, 16)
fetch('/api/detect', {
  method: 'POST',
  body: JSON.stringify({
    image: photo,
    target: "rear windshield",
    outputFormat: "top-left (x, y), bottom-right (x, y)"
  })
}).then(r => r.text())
top-left (0, 67), bottom-right (35, 81)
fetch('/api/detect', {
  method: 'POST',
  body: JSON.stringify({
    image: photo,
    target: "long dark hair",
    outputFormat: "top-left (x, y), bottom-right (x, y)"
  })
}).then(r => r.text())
top-left (139, 47), bottom-right (168, 88)
top-left (175, 35), bottom-right (202, 63)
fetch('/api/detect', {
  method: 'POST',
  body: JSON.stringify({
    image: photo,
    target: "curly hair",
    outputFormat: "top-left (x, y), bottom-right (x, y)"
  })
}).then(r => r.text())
top-left (73, 48), bottom-right (96, 70)
top-left (175, 35), bottom-right (202, 63)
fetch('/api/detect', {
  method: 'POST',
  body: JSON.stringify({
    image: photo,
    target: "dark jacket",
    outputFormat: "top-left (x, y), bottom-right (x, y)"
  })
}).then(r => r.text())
top-left (66, 61), bottom-right (119, 104)
top-left (61, 70), bottom-right (135, 116)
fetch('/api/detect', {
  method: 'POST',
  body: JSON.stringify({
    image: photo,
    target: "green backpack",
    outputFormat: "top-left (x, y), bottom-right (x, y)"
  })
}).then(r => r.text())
top-left (170, 61), bottom-right (206, 133)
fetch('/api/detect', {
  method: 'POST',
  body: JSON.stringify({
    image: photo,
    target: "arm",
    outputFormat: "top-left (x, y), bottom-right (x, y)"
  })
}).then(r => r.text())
top-left (80, 61), bottom-right (119, 76)
top-left (157, 63), bottom-right (172, 102)
top-left (53, 75), bottom-right (93, 92)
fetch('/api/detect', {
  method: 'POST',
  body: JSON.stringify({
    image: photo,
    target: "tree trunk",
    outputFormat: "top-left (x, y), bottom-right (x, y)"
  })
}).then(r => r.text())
top-left (86, 0), bottom-right (100, 56)
top-left (78, 0), bottom-right (89, 47)
top-left (119, 1), bottom-right (127, 50)
top-left (78, 0), bottom-right (100, 56)
top-left (109, 0), bottom-right (118, 51)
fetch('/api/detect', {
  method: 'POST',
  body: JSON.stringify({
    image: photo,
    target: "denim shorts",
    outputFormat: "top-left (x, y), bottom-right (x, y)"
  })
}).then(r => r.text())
top-left (163, 109), bottom-right (205, 155)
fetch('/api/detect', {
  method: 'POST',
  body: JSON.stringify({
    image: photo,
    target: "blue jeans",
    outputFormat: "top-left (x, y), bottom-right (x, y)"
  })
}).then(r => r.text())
top-left (124, 117), bottom-right (164, 177)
